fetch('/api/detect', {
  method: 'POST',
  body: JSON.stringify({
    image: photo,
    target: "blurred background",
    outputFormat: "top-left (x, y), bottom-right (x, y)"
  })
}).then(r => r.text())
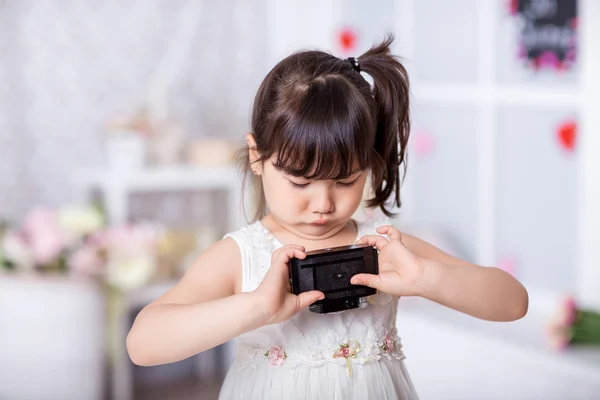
top-left (1, 0), bottom-right (599, 399)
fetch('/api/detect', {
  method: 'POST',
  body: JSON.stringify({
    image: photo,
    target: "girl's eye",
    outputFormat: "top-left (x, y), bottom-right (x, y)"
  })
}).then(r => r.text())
top-left (290, 181), bottom-right (310, 188)
top-left (337, 179), bottom-right (358, 187)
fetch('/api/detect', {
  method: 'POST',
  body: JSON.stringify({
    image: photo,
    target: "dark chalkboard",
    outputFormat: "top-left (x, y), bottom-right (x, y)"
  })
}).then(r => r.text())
top-left (511, 0), bottom-right (578, 71)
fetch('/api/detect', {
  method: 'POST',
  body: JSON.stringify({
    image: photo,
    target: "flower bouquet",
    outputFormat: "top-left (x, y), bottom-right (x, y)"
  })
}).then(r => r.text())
top-left (0, 204), bottom-right (163, 292)
top-left (545, 295), bottom-right (600, 351)
top-left (0, 203), bottom-right (171, 374)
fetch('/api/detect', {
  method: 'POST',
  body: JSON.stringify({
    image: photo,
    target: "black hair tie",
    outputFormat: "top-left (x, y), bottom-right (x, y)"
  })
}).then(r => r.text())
top-left (347, 57), bottom-right (361, 73)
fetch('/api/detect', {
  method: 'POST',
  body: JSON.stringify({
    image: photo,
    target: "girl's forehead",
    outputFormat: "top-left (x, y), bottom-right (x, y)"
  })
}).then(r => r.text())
top-left (269, 154), bottom-right (363, 178)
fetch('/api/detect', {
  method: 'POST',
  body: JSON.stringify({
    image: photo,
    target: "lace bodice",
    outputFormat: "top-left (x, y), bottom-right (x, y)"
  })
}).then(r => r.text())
top-left (223, 213), bottom-right (404, 373)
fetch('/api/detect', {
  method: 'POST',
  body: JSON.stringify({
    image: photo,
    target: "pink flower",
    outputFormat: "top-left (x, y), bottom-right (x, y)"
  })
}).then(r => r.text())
top-left (382, 335), bottom-right (396, 354)
top-left (30, 231), bottom-right (67, 265)
top-left (545, 315), bottom-right (571, 352)
top-left (544, 296), bottom-right (578, 352)
top-left (548, 330), bottom-right (570, 351)
top-left (562, 295), bottom-right (578, 325)
top-left (545, 296), bottom-right (600, 350)
top-left (264, 345), bottom-right (286, 366)
top-left (22, 207), bottom-right (57, 235)
top-left (333, 340), bottom-right (361, 377)
top-left (102, 224), bottom-right (161, 258)
top-left (21, 207), bottom-right (69, 264)
top-left (333, 340), bottom-right (359, 359)
top-left (544, 295), bottom-right (578, 351)
top-left (67, 244), bottom-right (104, 278)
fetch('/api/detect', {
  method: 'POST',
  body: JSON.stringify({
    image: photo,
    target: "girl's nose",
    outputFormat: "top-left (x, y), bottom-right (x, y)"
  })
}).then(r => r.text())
top-left (313, 188), bottom-right (335, 214)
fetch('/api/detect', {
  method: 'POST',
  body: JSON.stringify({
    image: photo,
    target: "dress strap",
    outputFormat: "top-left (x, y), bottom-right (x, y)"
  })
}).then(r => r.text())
top-left (357, 208), bottom-right (392, 237)
top-left (223, 229), bottom-right (252, 292)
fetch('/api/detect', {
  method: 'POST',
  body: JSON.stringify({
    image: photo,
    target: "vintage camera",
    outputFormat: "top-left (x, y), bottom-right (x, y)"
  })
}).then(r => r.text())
top-left (289, 244), bottom-right (378, 314)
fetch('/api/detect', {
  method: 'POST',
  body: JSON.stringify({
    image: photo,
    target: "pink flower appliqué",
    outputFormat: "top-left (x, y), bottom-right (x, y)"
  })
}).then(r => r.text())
top-left (264, 345), bottom-right (286, 366)
top-left (381, 335), bottom-right (396, 354)
top-left (333, 344), bottom-right (357, 359)
top-left (333, 339), bottom-right (361, 377)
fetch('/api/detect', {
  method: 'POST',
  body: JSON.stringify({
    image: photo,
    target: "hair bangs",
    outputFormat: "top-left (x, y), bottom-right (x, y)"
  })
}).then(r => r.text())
top-left (270, 75), bottom-right (375, 180)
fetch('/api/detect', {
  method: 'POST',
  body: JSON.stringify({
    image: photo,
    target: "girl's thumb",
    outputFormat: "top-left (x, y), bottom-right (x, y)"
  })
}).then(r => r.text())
top-left (350, 273), bottom-right (381, 289)
top-left (297, 291), bottom-right (325, 310)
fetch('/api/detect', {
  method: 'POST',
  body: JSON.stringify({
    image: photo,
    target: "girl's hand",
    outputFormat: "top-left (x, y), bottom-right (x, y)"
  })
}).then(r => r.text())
top-left (350, 225), bottom-right (426, 297)
top-left (254, 245), bottom-right (324, 325)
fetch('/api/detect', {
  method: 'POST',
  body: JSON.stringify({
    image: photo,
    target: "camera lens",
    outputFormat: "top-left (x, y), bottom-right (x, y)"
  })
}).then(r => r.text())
top-left (345, 299), bottom-right (357, 309)
top-left (358, 297), bottom-right (369, 308)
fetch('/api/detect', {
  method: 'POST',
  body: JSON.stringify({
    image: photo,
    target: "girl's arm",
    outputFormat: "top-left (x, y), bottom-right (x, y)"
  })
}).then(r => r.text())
top-left (126, 238), bottom-right (265, 366)
top-left (402, 233), bottom-right (529, 322)
top-left (126, 240), bottom-right (323, 367)
top-left (352, 226), bottom-right (528, 322)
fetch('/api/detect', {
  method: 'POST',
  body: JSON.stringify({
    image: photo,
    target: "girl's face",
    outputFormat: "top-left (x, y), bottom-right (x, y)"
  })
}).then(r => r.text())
top-left (258, 155), bottom-right (367, 240)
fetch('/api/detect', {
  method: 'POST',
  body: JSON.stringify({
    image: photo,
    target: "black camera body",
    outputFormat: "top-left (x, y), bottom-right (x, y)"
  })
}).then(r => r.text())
top-left (289, 244), bottom-right (378, 314)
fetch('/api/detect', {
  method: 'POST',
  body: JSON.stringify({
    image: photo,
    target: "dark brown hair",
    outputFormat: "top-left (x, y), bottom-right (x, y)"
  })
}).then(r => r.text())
top-left (240, 34), bottom-right (410, 221)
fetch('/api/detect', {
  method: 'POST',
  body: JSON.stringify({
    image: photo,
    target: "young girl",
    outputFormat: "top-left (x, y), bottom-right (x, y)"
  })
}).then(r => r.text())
top-left (126, 35), bottom-right (529, 399)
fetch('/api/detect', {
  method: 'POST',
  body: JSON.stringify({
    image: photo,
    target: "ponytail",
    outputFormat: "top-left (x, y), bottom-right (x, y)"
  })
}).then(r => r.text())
top-left (357, 34), bottom-right (410, 216)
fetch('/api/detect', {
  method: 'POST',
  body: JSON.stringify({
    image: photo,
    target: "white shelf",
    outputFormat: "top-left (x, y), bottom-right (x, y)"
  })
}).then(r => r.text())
top-left (74, 165), bottom-right (247, 228)
top-left (77, 165), bottom-right (241, 192)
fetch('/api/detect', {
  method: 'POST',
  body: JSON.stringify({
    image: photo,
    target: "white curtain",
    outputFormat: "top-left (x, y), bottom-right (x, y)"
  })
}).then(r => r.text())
top-left (0, 0), bottom-right (267, 223)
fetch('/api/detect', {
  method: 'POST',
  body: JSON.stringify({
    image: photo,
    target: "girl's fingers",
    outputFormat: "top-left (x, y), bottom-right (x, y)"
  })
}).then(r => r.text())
top-left (355, 235), bottom-right (389, 251)
top-left (350, 273), bottom-right (383, 290)
top-left (376, 225), bottom-right (403, 241)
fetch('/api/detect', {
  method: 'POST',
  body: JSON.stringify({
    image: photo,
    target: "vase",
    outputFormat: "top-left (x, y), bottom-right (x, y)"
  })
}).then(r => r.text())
top-left (106, 134), bottom-right (146, 172)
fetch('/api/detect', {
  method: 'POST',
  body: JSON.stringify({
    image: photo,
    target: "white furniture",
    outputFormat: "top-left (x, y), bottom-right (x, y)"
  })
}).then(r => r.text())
top-left (399, 296), bottom-right (600, 400)
top-left (0, 275), bottom-right (106, 400)
top-left (76, 165), bottom-right (245, 227)
top-left (75, 165), bottom-right (246, 400)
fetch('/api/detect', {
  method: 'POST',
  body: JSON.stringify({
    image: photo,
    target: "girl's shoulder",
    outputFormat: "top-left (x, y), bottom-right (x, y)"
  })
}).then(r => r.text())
top-left (222, 221), bottom-right (278, 256)
top-left (354, 207), bottom-right (393, 236)
top-left (222, 221), bottom-right (279, 293)
top-left (223, 221), bottom-right (270, 243)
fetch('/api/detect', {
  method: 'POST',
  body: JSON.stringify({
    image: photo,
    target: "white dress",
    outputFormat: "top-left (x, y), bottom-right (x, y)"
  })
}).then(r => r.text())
top-left (218, 214), bottom-right (419, 400)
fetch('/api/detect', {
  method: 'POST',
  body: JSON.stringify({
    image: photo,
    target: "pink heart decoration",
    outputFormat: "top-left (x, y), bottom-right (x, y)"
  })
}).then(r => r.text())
top-left (412, 130), bottom-right (435, 157)
top-left (497, 256), bottom-right (517, 276)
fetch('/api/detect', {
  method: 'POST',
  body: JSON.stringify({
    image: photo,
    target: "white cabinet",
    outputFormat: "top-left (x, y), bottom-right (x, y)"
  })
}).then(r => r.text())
top-left (75, 165), bottom-right (246, 400)
top-left (398, 298), bottom-right (600, 400)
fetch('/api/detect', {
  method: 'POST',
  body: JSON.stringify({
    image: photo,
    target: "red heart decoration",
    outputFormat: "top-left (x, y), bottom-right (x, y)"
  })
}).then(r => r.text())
top-left (557, 120), bottom-right (577, 152)
top-left (508, 0), bottom-right (519, 15)
top-left (338, 28), bottom-right (357, 53)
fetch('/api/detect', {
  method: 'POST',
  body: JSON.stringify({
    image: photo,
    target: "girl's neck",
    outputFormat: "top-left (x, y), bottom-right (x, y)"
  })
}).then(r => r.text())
top-left (260, 214), bottom-right (359, 252)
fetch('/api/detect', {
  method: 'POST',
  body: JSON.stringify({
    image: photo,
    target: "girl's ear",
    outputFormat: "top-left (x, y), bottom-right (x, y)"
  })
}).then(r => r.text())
top-left (246, 133), bottom-right (263, 175)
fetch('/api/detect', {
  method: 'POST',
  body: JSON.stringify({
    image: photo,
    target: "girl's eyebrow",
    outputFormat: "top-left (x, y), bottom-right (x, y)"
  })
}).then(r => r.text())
top-left (272, 164), bottom-right (305, 177)
top-left (274, 165), bottom-right (363, 179)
